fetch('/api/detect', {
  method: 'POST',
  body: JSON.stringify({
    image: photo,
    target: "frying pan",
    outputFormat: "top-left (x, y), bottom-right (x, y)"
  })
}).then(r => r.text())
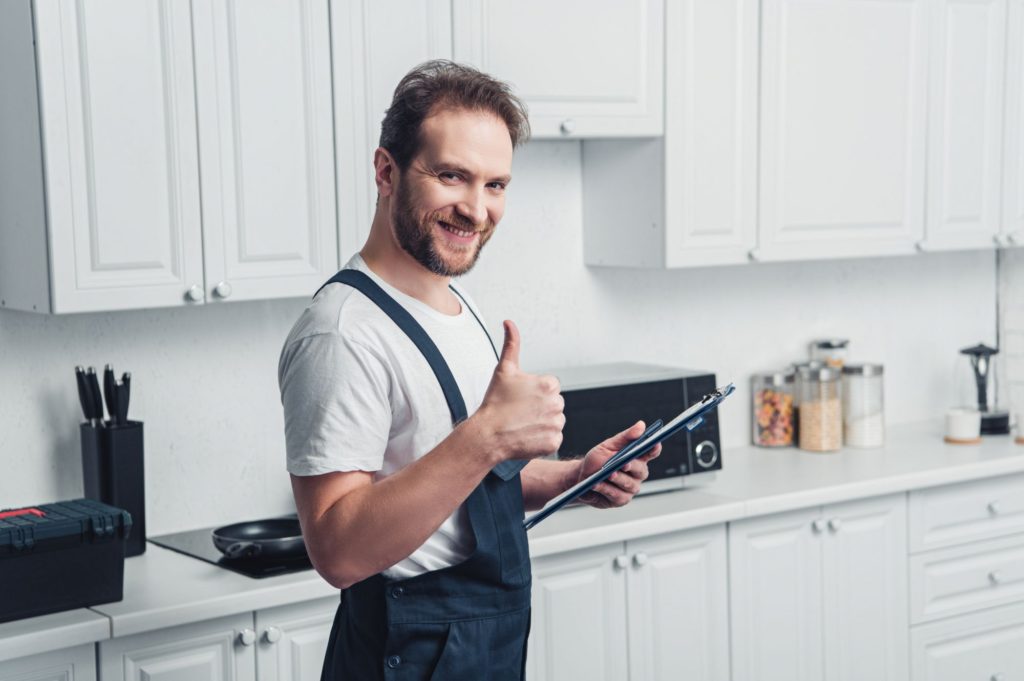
top-left (212, 517), bottom-right (306, 560)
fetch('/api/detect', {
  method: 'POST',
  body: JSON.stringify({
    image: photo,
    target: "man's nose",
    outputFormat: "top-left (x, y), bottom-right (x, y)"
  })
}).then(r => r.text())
top-left (455, 188), bottom-right (488, 226)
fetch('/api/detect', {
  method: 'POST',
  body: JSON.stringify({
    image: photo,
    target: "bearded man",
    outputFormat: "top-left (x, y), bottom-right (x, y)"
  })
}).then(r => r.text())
top-left (279, 60), bottom-right (659, 680)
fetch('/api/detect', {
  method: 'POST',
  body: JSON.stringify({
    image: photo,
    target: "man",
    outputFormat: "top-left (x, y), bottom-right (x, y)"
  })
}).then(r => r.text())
top-left (279, 61), bottom-right (659, 680)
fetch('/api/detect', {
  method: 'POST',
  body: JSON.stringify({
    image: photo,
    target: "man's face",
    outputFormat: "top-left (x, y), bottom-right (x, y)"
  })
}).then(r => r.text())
top-left (389, 108), bottom-right (514, 277)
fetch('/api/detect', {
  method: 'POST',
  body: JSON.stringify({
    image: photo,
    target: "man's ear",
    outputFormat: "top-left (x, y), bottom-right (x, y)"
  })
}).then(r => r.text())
top-left (374, 148), bottom-right (397, 197)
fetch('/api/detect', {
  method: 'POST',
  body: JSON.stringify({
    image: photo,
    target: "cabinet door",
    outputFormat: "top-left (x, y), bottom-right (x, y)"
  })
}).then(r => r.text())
top-left (729, 506), bottom-right (824, 681)
top-left (0, 643), bottom-right (96, 681)
top-left (254, 598), bottom-right (337, 681)
top-left (911, 601), bottom-right (1024, 681)
top-left (923, 0), bottom-right (1007, 251)
top-left (98, 613), bottom-right (256, 681)
top-left (527, 542), bottom-right (628, 681)
top-left (822, 494), bottom-right (909, 681)
top-left (33, 0), bottom-right (206, 313)
top-left (626, 526), bottom-right (730, 681)
top-left (192, 0), bottom-right (338, 302)
top-left (1004, 0), bottom-right (1024, 245)
top-left (758, 0), bottom-right (928, 261)
top-left (332, 0), bottom-right (452, 256)
top-left (452, 0), bottom-right (664, 138)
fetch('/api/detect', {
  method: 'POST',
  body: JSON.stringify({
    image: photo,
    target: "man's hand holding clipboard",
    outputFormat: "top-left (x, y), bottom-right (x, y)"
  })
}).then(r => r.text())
top-left (524, 384), bottom-right (736, 530)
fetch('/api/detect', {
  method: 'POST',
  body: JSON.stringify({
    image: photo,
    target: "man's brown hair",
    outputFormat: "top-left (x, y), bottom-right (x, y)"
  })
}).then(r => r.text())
top-left (379, 60), bottom-right (530, 169)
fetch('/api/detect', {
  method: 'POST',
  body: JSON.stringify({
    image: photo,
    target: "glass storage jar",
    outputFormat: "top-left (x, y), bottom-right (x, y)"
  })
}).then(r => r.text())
top-left (842, 363), bottom-right (884, 448)
top-left (751, 371), bottom-right (796, 447)
top-left (796, 364), bottom-right (842, 452)
top-left (810, 338), bottom-right (849, 368)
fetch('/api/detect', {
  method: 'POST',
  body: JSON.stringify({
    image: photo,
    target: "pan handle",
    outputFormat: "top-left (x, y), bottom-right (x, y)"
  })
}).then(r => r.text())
top-left (224, 542), bottom-right (261, 559)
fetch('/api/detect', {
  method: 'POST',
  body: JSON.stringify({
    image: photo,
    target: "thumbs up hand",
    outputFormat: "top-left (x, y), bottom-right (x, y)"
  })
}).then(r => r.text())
top-left (476, 320), bottom-right (566, 461)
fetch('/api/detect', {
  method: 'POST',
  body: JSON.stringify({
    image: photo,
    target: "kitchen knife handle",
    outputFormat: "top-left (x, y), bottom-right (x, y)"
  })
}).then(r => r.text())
top-left (75, 366), bottom-right (91, 422)
top-left (85, 367), bottom-right (102, 424)
top-left (103, 365), bottom-right (117, 424)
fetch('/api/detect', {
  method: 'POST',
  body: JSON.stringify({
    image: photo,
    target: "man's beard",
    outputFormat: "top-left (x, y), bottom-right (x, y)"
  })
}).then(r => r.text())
top-left (391, 181), bottom-right (493, 277)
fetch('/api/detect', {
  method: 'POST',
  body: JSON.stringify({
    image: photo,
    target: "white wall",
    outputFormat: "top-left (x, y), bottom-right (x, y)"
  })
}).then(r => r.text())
top-left (999, 249), bottom-right (1024, 418)
top-left (0, 140), bottom-right (997, 534)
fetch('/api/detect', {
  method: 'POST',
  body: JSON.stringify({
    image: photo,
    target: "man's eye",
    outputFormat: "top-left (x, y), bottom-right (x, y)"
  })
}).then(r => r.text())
top-left (439, 172), bottom-right (460, 181)
top-left (487, 182), bottom-right (507, 191)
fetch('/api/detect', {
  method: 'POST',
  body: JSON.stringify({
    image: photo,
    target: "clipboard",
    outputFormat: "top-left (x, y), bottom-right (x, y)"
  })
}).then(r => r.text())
top-left (523, 383), bottom-right (736, 531)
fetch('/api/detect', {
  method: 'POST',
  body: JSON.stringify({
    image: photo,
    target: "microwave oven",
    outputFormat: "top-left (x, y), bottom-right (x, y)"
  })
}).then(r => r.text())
top-left (549, 362), bottom-right (723, 494)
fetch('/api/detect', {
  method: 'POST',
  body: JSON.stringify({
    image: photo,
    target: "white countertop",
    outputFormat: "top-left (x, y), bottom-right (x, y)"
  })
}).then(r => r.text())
top-left (6, 420), bottom-right (1024, 655)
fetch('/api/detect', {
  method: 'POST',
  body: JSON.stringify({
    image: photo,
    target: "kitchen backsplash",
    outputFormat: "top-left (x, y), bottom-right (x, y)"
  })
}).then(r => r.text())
top-left (999, 249), bottom-right (1024, 417)
top-left (0, 141), bottom-right (1001, 534)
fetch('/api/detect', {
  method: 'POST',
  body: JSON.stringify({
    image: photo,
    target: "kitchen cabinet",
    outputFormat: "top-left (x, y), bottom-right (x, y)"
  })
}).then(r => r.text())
top-left (582, 0), bottom-right (758, 268)
top-left (911, 600), bottom-right (1024, 681)
top-left (451, 0), bottom-right (664, 139)
top-left (0, 0), bottom-right (337, 314)
top-left (98, 599), bottom-right (335, 681)
top-left (1004, 0), bottom-right (1024, 245)
top-left (526, 525), bottom-right (728, 681)
top-left (331, 0), bottom-right (452, 255)
top-left (922, 0), bottom-right (1008, 252)
top-left (729, 494), bottom-right (909, 681)
top-left (0, 643), bottom-right (96, 681)
top-left (757, 0), bottom-right (929, 262)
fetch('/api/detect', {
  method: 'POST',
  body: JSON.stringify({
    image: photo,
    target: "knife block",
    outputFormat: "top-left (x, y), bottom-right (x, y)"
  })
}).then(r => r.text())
top-left (80, 421), bottom-right (146, 557)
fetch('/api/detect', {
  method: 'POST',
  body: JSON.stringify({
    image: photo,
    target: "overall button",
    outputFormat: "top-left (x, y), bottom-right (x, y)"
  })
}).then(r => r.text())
top-left (387, 655), bottom-right (402, 669)
top-left (390, 586), bottom-right (404, 599)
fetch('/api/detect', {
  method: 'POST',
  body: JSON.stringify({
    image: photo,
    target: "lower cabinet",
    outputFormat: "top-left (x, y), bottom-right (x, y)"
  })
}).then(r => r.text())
top-left (729, 494), bottom-right (908, 681)
top-left (98, 598), bottom-right (336, 681)
top-left (526, 525), bottom-right (729, 681)
top-left (911, 600), bottom-right (1024, 681)
top-left (0, 643), bottom-right (96, 681)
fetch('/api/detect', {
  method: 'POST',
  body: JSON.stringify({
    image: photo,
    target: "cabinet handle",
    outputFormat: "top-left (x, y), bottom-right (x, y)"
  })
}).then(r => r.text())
top-left (993, 234), bottom-right (1006, 247)
top-left (812, 519), bottom-right (826, 534)
top-left (213, 281), bottom-right (233, 299)
top-left (991, 673), bottom-right (1005, 681)
top-left (238, 628), bottom-right (256, 646)
top-left (613, 555), bottom-right (629, 571)
top-left (185, 284), bottom-right (204, 303)
top-left (827, 518), bottom-right (842, 533)
top-left (988, 501), bottom-right (1001, 516)
top-left (264, 626), bottom-right (282, 643)
top-left (632, 552), bottom-right (649, 568)
top-left (747, 249), bottom-right (760, 262)
top-left (559, 119), bottom-right (576, 135)
top-left (915, 241), bottom-right (928, 253)
top-left (1008, 233), bottom-right (1019, 245)
top-left (988, 571), bottom-right (1002, 586)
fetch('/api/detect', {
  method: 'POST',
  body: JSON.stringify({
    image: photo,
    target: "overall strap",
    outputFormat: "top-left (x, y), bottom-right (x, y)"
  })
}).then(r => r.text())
top-left (317, 269), bottom-right (526, 480)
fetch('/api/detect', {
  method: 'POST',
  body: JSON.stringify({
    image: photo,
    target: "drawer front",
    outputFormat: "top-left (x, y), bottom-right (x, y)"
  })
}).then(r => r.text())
top-left (911, 601), bottom-right (1024, 681)
top-left (910, 533), bottom-right (1024, 624)
top-left (909, 474), bottom-right (1024, 553)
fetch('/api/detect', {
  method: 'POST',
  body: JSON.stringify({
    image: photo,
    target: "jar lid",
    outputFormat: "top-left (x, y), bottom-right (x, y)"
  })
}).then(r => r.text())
top-left (811, 338), bottom-right (849, 350)
top-left (753, 370), bottom-right (795, 386)
top-left (842, 363), bottom-right (884, 376)
top-left (795, 364), bottom-right (841, 382)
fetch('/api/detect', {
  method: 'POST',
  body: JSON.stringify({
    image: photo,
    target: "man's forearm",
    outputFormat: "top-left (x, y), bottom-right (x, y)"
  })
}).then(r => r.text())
top-left (519, 458), bottom-right (579, 511)
top-left (302, 415), bottom-right (502, 588)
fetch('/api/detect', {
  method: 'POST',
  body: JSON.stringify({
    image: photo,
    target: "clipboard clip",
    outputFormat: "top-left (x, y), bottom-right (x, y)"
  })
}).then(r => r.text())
top-left (684, 416), bottom-right (704, 431)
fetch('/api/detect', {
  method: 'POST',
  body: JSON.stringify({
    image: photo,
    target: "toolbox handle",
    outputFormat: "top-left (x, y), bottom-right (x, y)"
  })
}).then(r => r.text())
top-left (0, 508), bottom-right (45, 520)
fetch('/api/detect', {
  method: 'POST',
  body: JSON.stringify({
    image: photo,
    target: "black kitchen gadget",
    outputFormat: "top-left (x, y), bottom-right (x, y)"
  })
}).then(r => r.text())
top-left (212, 518), bottom-right (307, 560)
top-left (0, 499), bottom-right (131, 623)
top-left (81, 420), bottom-right (146, 556)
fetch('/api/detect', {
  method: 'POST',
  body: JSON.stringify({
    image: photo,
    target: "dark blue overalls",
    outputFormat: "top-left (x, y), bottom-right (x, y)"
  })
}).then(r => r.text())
top-left (315, 270), bottom-right (532, 681)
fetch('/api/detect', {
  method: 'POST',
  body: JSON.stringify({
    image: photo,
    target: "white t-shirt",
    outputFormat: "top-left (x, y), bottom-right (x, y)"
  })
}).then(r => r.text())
top-left (278, 254), bottom-right (498, 579)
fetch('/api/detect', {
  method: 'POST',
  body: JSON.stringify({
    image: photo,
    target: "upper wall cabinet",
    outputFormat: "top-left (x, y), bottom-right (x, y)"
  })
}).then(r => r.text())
top-left (451, 0), bottom-right (664, 139)
top-left (582, 0), bottom-right (758, 268)
top-left (922, 0), bottom-right (1007, 252)
top-left (0, 0), bottom-right (337, 314)
top-left (757, 0), bottom-right (930, 262)
top-left (331, 0), bottom-right (452, 258)
top-left (1005, 0), bottom-right (1024, 246)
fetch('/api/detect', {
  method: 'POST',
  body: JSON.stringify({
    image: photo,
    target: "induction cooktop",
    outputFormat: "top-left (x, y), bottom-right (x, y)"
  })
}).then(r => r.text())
top-left (149, 520), bottom-right (314, 579)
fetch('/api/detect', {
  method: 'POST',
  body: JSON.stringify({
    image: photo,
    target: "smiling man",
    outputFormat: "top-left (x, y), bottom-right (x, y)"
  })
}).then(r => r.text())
top-left (278, 61), bottom-right (659, 680)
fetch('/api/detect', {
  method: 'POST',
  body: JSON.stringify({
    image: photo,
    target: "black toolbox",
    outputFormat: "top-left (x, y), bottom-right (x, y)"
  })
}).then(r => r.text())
top-left (0, 498), bottom-right (132, 623)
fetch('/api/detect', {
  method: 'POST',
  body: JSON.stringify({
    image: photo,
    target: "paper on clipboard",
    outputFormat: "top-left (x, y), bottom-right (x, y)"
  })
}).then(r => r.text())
top-left (523, 383), bottom-right (736, 531)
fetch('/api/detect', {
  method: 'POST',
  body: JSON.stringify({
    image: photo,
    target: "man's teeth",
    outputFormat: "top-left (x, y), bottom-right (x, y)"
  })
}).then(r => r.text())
top-left (441, 222), bottom-right (474, 238)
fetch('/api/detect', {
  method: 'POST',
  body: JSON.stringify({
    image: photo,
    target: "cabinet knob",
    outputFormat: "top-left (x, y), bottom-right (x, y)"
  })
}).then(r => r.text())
top-left (213, 281), bottom-right (233, 299)
top-left (991, 674), bottom-right (1005, 681)
top-left (613, 554), bottom-right (629, 570)
top-left (1008, 233), bottom-right (1019, 245)
top-left (812, 519), bottom-right (826, 534)
top-left (915, 241), bottom-right (928, 253)
top-left (828, 518), bottom-right (842, 533)
top-left (264, 626), bottom-right (282, 643)
top-left (238, 628), bottom-right (256, 646)
top-left (988, 571), bottom-right (1002, 586)
top-left (559, 119), bottom-right (576, 135)
top-left (988, 501), bottom-right (1001, 516)
top-left (747, 249), bottom-right (760, 262)
top-left (185, 284), bottom-right (204, 303)
top-left (632, 552), bottom-right (649, 568)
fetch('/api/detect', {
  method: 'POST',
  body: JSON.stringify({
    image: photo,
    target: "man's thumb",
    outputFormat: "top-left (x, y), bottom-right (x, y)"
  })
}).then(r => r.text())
top-left (499, 320), bottom-right (521, 369)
